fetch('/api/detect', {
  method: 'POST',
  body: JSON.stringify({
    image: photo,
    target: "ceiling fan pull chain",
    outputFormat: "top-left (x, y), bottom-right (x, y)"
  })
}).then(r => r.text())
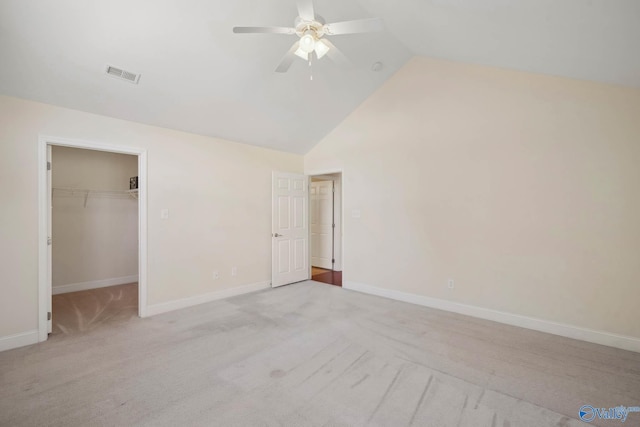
top-left (309, 53), bottom-right (313, 81)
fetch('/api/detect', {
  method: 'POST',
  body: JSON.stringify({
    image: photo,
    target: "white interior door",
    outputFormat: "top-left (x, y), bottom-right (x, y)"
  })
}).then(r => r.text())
top-left (46, 145), bottom-right (52, 333)
top-left (311, 181), bottom-right (333, 270)
top-left (272, 172), bottom-right (309, 287)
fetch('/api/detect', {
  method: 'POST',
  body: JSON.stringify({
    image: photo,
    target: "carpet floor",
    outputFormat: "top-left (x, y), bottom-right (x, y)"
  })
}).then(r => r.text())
top-left (52, 283), bottom-right (138, 335)
top-left (1, 281), bottom-right (638, 427)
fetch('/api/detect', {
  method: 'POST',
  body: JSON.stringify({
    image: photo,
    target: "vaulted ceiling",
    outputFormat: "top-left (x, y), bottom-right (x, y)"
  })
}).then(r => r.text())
top-left (1, 0), bottom-right (638, 154)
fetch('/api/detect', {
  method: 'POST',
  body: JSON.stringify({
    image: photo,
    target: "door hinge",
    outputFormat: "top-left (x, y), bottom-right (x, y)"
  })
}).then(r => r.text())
top-left (47, 312), bottom-right (51, 321)
top-left (47, 161), bottom-right (51, 171)
top-left (47, 237), bottom-right (52, 246)
top-left (332, 223), bottom-right (335, 228)
top-left (332, 259), bottom-right (335, 264)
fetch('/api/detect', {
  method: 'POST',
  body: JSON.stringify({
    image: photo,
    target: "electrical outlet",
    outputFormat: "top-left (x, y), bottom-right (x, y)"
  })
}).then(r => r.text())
top-left (212, 271), bottom-right (219, 280)
top-left (448, 279), bottom-right (454, 289)
top-left (231, 267), bottom-right (238, 276)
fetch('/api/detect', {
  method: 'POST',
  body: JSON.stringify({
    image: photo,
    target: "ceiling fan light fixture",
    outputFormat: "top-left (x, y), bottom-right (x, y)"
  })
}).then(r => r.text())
top-left (314, 40), bottom-right (330, 59)
top-left (299, 31), bottom-right (316, 53)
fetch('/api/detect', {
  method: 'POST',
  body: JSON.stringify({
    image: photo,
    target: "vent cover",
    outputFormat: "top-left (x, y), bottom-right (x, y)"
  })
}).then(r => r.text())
top-left (105, 65), bottom-right (141, 84)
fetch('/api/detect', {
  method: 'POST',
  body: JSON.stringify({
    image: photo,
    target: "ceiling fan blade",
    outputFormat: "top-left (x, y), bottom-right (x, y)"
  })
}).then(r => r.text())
top-left (297, 0), bottom-right (315, 21)
top-left (324, 17), bottom-right (384, 35)
top-left (319, 39), bottom-right (349, 67)
top-left (233, 26), bottom-right (296, 35)
top-left (276, 42), bottom-right (301, 73)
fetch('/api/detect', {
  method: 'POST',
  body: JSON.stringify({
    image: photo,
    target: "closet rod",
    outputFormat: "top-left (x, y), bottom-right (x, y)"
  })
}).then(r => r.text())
top-left (52, 187), bottom-right (138, 207)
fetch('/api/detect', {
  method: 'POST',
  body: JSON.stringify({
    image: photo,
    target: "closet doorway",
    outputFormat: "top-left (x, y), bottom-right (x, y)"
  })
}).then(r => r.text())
top-left (309, 173), bottom-right (342, 287)
top-left (38, 137), bottom-right (148, 342)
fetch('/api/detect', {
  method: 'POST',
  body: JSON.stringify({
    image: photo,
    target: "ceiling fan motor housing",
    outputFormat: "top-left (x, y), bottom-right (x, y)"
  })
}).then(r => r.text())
top-left (294, 16), bottom-right (326, 38)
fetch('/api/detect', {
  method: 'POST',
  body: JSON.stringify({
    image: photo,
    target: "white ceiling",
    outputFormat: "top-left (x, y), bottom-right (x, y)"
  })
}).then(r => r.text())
top-left (1, 0), bottom-right (638, 154)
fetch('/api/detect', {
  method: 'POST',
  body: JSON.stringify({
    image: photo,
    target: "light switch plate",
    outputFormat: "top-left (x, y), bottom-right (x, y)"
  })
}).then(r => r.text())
top-left (352, 210), bottom-right (361, 218)
top-left (160, 208), bottom-right (169, 220)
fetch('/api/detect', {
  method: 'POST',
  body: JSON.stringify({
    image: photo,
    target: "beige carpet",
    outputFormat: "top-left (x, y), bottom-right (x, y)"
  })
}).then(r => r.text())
top-left (52, 283), bottom-right (138, 335)
top-left (1, 281), bottom-right (639, 426)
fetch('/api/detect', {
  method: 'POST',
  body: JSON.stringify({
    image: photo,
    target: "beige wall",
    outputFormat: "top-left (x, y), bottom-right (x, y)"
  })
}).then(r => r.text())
top-left (0, 94), bottom-right (302, 338)
top-left (305, 57), bottom-right (640, 339)
top-left (52, 146), bottom-right (138, 289)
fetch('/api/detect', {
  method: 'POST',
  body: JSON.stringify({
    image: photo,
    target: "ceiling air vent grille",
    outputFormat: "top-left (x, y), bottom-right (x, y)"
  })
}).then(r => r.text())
top-left (105, 65), bottom-right (141, 84)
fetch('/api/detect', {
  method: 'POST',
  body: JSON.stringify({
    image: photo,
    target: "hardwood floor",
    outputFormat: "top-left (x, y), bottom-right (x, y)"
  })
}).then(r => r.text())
top-left (52, 283), bottom-right (138, 335)
top-left (312, 267), bottom-right (342, 286)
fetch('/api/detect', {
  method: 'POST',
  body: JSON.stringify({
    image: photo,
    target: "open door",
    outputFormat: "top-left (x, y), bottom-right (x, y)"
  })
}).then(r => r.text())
top-left (272, 172), bottom-right (309, 287)
top-left (46, 145), bottom-right (53, 333)
top-left (310, 180), bottom-right (334, 270)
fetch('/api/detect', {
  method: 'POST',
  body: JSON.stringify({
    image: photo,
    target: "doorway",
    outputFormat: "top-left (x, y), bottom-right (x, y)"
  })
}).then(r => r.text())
top-left (38, 136), bottom-right (148, 342)
top-left (50, 146), bottom-right (139, 334)
top-left (309, 173), bottom-right (342, 287)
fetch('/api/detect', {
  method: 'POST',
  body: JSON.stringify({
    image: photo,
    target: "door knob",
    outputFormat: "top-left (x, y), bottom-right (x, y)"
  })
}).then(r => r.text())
top-left (273, 233), bottom-right (283, 237)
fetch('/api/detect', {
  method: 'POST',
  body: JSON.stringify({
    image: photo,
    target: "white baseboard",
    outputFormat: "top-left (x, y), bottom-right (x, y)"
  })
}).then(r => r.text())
top-left (147, 281), bottom-right (271, 317)
top-left (0, 330), bottom-right (39, 352)
top-left (344, 281), bottom-right (640, 353)
top-left (52, 275), bottom-right (139, 295)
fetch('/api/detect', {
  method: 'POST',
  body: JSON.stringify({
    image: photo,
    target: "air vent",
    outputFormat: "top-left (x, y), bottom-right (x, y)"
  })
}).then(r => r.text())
top-left (105, 65), bottom-right (141, 84)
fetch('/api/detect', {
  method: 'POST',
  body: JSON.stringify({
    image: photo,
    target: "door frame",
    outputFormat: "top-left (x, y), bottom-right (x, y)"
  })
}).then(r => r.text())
top-left (37, 135), bottom-right (148, 342)
top-left (307, 169), bottom-right (343, 273)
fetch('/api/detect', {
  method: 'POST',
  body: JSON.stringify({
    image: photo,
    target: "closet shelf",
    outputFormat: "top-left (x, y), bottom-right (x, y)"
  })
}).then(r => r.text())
top-left (52, 187), bottom-right (138, 207)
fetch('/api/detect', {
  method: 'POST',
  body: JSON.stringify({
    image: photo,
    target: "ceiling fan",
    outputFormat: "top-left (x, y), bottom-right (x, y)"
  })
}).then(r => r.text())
top-left (232, 0), bottom-right (384, 73)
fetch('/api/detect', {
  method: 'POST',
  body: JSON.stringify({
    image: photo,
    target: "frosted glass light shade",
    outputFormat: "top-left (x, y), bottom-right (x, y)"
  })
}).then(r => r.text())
top-left (294, 47), bottom-right (308, 60)
top-left (314, 40), bottom-right (330, 59)
top-left (299, 33), bottom-right (316, 53)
